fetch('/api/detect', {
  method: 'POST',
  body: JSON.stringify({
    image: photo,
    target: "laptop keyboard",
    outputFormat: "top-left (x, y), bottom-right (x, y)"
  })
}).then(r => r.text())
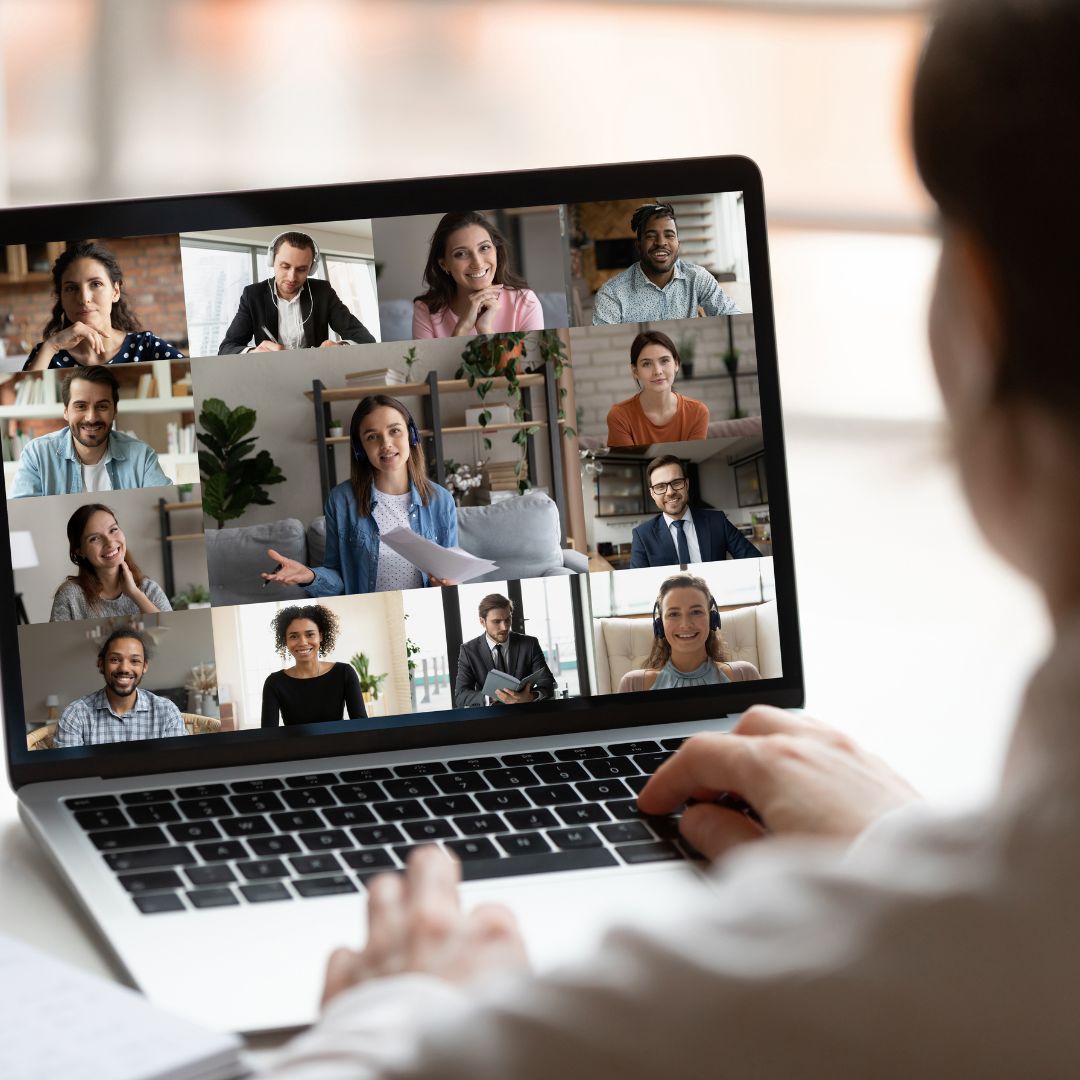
top-left (65, 738), bottom-right (698, 915)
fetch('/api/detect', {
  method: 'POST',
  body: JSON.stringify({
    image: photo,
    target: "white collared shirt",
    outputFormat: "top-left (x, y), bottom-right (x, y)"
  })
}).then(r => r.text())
top-left (486, 634), bottom-right (509, 667)
top-left (275, 287), bottom-right (307, 351)
top-left (662, 509), bottom-right (701, 564)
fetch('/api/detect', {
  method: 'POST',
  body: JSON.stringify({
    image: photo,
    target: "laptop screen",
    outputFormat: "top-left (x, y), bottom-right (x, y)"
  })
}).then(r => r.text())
top-left (0, 160), bottom-right (802, 781)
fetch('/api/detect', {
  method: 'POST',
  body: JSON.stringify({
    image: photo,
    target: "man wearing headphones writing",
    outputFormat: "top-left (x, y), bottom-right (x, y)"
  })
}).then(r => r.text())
top-left (217, 230), bottom-right (376, 354)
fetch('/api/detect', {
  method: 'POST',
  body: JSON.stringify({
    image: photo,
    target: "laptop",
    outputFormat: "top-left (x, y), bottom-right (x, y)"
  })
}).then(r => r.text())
top-left (0, 157), bottom-right (802, 1034)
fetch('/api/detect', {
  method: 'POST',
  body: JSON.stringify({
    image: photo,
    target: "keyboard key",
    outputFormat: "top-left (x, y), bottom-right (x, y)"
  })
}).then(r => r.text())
top-left (230, 778), bottom-right (284, 793)
top-left (403, 819), bottom-right (456, 842)
top-left (525, 784), bottom-right (580, 807)
top-left (249, 835), bottom-right (301, 857)
top-left (240, 882), bottom-right (291, 903)
top-left (608, 739), bottom-right (662, 756)
top-left (176, 783), bottom-right (229, 799)
top-left (477, 789), bottom-right (530, 812)
top-left (118, 870), bottom-right (183, 894)
top-left (583, 757), bottom-right (639, 779)
top-left (134, 893), bottom-right (185, 914)
top-left (178, 797), bottom-right (231, 819)
top-left (454, 813), bottom-right (505, 835)
top-left (236, 858), bottom-right (290, 880)
top-left (447, 756), bottom-right (501, 772)
top-left (282, 788), bottom-right (335, 810)
top-left (342, 849), bottom-right (396, 872)
top-left (600, 822), bottom-right (653, 844)
top-left (168, 821), bottom-right (222, 843)
top-left (89, 826), bottom-right (168, 851)
top-left (105, 847), bottom-right (196, 872)
top-left (483, 767), bottom-right (536, 789)
top-left (534, 761), bottom-right (589, 784)
top-left (392, 844), bottom-right (427, 864)
top-left (577, 779), bottom-right (633, 801)
top-left (459, 848), bottom-right (617, 880)
top-left (632, 752), bottom-right (671, 773)
top-left (374, 800), bottom-right (428, 822)
top-left (299, 830), bottom-right (354, 851)
top-left (503, 808), bottom-right (557, 831)
top-left (495, 832), bottom-right (552, 857)
top-left (549, 827), bottom-right (603, 850)
top-left (187, 887), bottom-right (239, 908)
top-left (616, 841), bottom-right (681, 864)
top-left (556, 803), bottom-right (610, 825)
top-left (194, 840), bottom-right (247, 862)
top-left (324, 805), bottom-right (376, 827)
top-left (340, 766), bottom-right (393, 782)
top-left (626, 775), bottom-right (650, 795)
top-left (185, 864), bottom-right (237, 886)
top-left (127, 803), bottom-right (181, 826)
top-left (120, 789), bottom-right (176, 805)
top-left (660, 736), bottom-right (688, 751)
top-left (65, 795), bottom-right (118, 811)
top-left (331, 782), bottom-right (385, 804)
top-left (383, 777), bottom-right (438, 799)
top-left (231, 792), bottom-right (285, 814)
top-left (434, 772), bottom-right (490, 794)
top-left (351, 824), bottom-right (405, 846)
top-left (291, 854), bottom-right (343, 876)
top-left (75, 808), bottom-right (129, 831)
top-left (606, 800), bottom-right (645, 821)
top-left (554, 745), bottom-right (606, 761)
top-left (294, 875), bottom-right (357, 898)
top-left (445, 837), bottom-right (500, 861)
top-left (500, 750), bottom-right (554, 767)
top-left (221, 815), bottom-right (274, 838)
top-left (425, 794), bottom-right (479, 817)
top-left (270, 810), bottom-right (323, 832)
top-left (393, 761), bottom-right (447, 777)
top-left (285, 773), bottom-right (339, 788)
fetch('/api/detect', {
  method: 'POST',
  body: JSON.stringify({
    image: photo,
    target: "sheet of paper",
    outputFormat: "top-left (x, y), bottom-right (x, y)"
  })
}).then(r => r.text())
top-left (379, 526), bottom-right (497, 583)
top-left (0, 933), bottom-right (243, 1080)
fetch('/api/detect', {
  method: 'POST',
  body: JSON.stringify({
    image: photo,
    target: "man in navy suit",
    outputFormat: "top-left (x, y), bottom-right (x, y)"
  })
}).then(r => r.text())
top-left (629, 455), bottom-right (761, 569)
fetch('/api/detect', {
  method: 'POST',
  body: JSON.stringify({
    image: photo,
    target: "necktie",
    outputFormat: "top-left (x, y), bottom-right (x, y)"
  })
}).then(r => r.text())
top-left (493, 644), bottom-right (505, 671)
top-left (673, 519), bottom-right (691, 566)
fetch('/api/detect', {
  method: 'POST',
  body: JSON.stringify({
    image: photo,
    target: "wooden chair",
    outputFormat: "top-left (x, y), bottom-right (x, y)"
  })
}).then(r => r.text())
top-left (182, 712), bottom-right (221, 735)
top-left (27, 723), bottom-right (58, 751)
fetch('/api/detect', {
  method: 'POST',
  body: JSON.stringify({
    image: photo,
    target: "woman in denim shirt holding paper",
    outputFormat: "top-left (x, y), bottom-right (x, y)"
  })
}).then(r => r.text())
top-left (263, 395), bottom-right (457, 596)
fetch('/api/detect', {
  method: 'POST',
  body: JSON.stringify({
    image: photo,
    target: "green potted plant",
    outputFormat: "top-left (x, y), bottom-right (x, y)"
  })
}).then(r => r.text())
top-left (349, 652), bottom-right (387, 704)
top-left (197, 398), bottom-right (286, 529)
top-left (171, 583), bottom-right (211, 610)
top-left (176, 482), bottom-right (195, 503)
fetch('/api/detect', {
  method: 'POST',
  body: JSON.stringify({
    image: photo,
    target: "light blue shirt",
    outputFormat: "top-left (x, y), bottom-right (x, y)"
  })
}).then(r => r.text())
top-left (9, 427), bottom-right (172, 498)
top-left (592, 259), bottom-right (739, 325)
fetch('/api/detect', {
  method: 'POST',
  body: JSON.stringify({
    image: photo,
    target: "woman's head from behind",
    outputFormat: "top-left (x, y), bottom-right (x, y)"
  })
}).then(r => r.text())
top-left (348, 394), bottom-right (431, 513)
top-left (45, 241), bottom-right (141, 339)
top-left (914, 0), bottom-right (1080, 594)
top-left (645, 573), bottom-right (727, 670)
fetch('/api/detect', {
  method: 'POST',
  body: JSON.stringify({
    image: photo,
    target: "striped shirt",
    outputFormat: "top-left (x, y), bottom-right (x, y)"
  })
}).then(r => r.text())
top-left (55, 687), bottom-right (186, 748)
top-left (592, 259), bottom-right (739, 325)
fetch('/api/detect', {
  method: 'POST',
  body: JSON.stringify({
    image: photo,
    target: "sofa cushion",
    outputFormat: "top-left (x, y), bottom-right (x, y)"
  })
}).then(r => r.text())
top-left (204, 518), bottom-right (309, 605)
top-left (456, 493), bottom-right (564, 582)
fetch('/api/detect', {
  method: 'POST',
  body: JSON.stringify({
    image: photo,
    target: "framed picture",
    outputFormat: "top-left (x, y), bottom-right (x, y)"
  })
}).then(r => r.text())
top-left (735, 454), bottom-right (768, 507)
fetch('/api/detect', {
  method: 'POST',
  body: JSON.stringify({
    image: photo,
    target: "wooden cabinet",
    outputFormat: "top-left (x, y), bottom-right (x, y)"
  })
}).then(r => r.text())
top-left (0, 243), bottom-right (66, 284)
top-left (595, 461), bottom-right (648, 517)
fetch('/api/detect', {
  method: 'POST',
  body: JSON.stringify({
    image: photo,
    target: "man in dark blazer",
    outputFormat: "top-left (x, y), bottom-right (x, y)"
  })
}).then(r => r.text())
top-left (454, 593), bottom-right (558, 708)
top-left (629, 454), bottom-right (761, 569)
top-left (217, 230), bottom-right (376, 354)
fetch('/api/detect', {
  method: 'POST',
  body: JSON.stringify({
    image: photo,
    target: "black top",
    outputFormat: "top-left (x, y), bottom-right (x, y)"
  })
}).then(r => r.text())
top-left (23, 330), bottom-right (184, 370)
top-left (260, 661), bottom-right (367, 728)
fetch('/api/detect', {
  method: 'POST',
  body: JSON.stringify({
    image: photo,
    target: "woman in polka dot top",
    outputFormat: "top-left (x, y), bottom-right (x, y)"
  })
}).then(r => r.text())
top-left (22, 240), bottom-right (184, 370)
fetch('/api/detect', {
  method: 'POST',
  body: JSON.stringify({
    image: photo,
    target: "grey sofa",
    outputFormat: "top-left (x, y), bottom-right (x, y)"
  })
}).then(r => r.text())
top-left (205, 491), bottom-right (587, 605)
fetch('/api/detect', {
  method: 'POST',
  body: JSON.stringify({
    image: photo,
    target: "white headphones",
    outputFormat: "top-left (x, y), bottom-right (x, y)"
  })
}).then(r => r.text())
top-left (266, 231), bottom-right (321, 275)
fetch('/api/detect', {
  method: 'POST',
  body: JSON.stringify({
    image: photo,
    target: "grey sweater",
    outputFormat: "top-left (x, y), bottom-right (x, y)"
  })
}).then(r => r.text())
top-left (49, 577), bottom-right (172, 622)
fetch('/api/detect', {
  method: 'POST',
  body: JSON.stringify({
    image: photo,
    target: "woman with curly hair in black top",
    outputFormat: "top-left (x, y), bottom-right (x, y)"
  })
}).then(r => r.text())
top-left (260, 604), bottom-right (366, 728)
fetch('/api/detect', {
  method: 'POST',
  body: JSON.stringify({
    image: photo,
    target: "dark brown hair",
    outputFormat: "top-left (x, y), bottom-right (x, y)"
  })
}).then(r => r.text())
top-left (630, 330), bottom-right (681, 370)
top-left (913, 0), bottom-right (1080, 417)
top-left (348, 394), bottom-right (432, 516)
top-left (63, 503), bottom-right (147, 611)
top-left (414, 211), bottom-right (529, 314)
top-left (96, 627), bottom-right (152, 665)
top-left (44, 241), bottom-right (142, 340)
top-left (645, 573), bottom-right (728, 670)
top-left (478, 593), bottom-right (513, 620)
top-left (630, 203), bottom-right (678, 245)
top-left (270, 231), bottom-right (316, 262)
top-left (61, 365), bottom-right (120, 407)
top-left (646, 454), bottom-right (687, 484)
top-left (272, 604), bottom-right (339, 661)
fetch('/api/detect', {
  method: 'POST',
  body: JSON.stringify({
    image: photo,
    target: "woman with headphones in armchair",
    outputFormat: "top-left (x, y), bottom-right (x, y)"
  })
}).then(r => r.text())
top-left (617, 572), bottom-right (761, 693)
top-left (262, 394), bottom-right (457, 595)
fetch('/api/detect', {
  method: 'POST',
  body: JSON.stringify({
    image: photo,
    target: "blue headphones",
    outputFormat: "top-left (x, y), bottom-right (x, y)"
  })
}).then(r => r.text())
top-left (653, 591), bottom-right (722, 639)
top-left (350, 397), bottom-right (421, 462)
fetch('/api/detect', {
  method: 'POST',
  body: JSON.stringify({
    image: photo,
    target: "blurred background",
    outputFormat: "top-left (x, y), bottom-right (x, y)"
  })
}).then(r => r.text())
top-left (0, 0), bottom-right (1047, 805)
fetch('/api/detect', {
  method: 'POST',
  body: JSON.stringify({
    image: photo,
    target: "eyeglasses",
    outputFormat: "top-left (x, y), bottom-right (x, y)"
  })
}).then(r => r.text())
top-left (649, 478), bottom-right (688, 495)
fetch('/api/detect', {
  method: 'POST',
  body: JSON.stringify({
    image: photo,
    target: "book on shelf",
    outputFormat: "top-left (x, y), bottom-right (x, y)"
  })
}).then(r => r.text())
top-left (345, 367), bottom-right (408, 387)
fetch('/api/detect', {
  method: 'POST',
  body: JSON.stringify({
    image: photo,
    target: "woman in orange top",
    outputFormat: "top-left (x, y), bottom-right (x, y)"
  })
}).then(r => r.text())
top-left (605, 330), bottom-right (709, 447)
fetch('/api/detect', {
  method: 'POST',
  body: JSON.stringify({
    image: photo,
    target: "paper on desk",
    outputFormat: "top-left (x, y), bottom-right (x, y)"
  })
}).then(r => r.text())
top-left (380, 526), bottom-right (497, 583)
top-left (0, 932), bottom-right (244, 1080)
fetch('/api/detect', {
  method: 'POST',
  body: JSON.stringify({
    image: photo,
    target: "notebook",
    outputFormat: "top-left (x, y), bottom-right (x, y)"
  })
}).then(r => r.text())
top-left (0, 157), bottom-right (802, 1033)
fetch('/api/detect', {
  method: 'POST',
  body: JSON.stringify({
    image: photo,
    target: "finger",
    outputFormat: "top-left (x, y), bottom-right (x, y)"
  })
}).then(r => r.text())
top-left (733, 705), bottom-right (827, 740)
top-left (465, 902), bottom-right (529, 963)
top-left (679, 802), bottom-right (764, 861)
top-left (364, 871), bottom-right (407, 968)
top-left (321, 946), bottom-right (361, 1007)
top-left (637, 733), bottom-right (763, 816)
top-left (405, 846), bottom-right (461, 934)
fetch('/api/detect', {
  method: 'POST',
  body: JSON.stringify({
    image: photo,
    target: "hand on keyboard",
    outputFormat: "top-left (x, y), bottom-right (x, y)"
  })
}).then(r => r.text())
top-left (321, 846), bottom-right (529, 1005)
top-left (637, 705), bottom-right (921, 861)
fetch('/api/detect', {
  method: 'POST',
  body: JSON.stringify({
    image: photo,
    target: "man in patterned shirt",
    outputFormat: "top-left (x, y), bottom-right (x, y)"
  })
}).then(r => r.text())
top-left (591, 203), bottom-right (739, 325)
top-left (54, 629), bottom-right (186, 748)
